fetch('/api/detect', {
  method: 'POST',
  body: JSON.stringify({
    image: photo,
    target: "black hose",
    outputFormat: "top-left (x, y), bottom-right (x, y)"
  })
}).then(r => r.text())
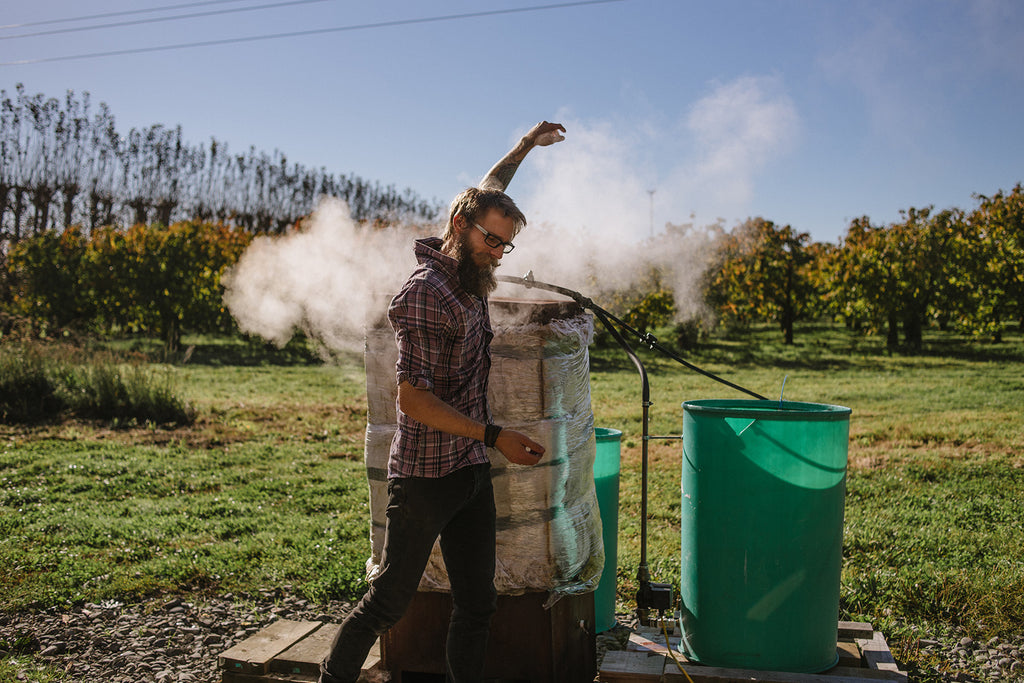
top-left (496, 273), bottom-right (767, 400)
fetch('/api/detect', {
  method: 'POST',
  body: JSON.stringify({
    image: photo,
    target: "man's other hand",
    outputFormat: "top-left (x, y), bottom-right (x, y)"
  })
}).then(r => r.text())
top-left (495, 429), bottom-right (545, 466)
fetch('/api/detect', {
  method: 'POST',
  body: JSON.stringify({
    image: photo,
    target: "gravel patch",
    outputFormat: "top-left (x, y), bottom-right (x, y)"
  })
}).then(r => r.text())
top-left (918, 631), bottom-right (1024, 681)
top-left (1, 591), bottom-right (1022, 682)
top-left (0, 588), bottom-right (348, 683)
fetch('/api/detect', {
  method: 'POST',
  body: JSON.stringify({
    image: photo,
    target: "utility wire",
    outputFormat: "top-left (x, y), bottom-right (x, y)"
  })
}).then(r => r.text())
top-left (0, 0), bottom-right (256, 30)
top-left (0, 0), bottom-right (258, 31)
top-left (1, 0), bottom-right (625, 66)
top-left (0, 0), bottom-right (335, 41)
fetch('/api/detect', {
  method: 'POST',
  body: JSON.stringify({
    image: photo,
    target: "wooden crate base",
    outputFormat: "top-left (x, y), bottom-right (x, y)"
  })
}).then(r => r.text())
top-left (382, 591), bottom-right (596, 683)
top-left (599, 621), bottom-right (907, 683)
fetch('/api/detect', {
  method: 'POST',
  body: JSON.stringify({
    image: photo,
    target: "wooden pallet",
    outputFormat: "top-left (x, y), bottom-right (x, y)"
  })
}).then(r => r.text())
top-left (218, 589), bottom-right (593, 683)
top-left (599, 621), bottom-right (907, 683)
top-left (218, 620), bottom-right (380, 682)
top-left (221, 619), bottom-right (904, 683)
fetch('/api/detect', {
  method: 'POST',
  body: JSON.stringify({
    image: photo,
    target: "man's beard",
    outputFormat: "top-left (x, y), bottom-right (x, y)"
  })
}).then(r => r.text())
top-left (453, 233), bottom-right (498, 298)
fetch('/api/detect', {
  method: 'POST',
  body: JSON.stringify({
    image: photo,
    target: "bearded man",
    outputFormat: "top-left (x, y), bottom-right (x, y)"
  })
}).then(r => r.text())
top-left (320, 121), bottom-right (566, 683)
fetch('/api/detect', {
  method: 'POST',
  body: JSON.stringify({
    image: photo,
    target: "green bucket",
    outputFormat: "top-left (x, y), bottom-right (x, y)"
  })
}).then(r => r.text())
top-left (679, 399), bottom-right (850, 673)
top-left (593, 427), bottom-right (622, 633)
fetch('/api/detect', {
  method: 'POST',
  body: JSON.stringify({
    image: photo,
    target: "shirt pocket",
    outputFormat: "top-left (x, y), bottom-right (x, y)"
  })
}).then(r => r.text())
top-left (445, 301), bottom-right (490, 392)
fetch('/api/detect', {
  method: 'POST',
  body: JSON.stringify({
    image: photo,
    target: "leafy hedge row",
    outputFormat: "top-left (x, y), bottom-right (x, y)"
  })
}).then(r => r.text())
top-left (4, 181), bottom-right (1022, 353)
top-left (2, 221), bottom-right (251, 349)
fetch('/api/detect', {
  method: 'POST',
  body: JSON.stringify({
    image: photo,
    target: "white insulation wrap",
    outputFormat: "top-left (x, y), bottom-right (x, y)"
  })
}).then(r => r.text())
top-left (362, 305), bottom-right (602, 596)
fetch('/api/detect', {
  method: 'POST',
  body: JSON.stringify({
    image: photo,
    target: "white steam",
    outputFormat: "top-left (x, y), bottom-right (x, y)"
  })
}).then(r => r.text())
top-left (498, 75), bottom-right (798, 320)
top-left (223, 75), bottom-right (798, 351)
top-left (221, 197), bottom-right (417, 352)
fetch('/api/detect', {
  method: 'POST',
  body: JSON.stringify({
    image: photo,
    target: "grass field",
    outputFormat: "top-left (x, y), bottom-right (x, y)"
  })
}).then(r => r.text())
top-left (2, 323), bottom-right (1022, 680)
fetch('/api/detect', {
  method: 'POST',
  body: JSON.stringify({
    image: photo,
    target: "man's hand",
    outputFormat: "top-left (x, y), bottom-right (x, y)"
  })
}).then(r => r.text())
top-left (495, 429), bottom-right (545, 466)
top-left (525, 121), bottom-right (566, 148)
top-left (479, 120), bottom-right (567, 191)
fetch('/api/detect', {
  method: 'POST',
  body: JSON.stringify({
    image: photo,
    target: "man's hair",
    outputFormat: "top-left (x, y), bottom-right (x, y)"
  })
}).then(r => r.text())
top-left (443, 187), bottom-right (526, 242)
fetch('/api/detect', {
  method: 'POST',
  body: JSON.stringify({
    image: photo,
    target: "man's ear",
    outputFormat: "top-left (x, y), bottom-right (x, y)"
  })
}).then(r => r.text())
top-left (452, 214), bottom-right (467, 232)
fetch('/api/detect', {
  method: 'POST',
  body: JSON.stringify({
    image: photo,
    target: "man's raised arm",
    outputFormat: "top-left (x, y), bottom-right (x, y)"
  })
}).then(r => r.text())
top-left (478, 121), bottom-right (566, 192)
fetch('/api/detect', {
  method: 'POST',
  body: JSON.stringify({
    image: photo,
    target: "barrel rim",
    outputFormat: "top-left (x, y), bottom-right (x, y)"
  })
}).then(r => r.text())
top-left (681, 398), bottom-right (851, 420)
top-left (595, 427), bottom-right (623, 440)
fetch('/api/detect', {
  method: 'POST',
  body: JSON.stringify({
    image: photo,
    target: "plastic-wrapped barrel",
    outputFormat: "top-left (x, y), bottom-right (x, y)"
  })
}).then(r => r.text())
top-left (679, 399), bottom-right (851, 673)
top-left (593, 427), bottom-right (622, 633)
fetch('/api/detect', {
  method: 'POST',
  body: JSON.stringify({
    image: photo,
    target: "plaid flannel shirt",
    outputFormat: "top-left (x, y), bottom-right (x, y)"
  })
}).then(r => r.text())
top-left (386, 237), bottom-right (493, 478)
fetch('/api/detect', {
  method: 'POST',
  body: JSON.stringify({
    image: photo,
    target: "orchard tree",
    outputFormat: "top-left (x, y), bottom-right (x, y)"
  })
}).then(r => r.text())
top-left (963, 184), bottom-right (1024, 338)
top-left (890, 207), bottom-right (957, 349)
top-left (705, 217), bottom-right (815, 344)
top-left (821, 216), bottom-right (900, 343)
top-left (826, 209), bottom-right (957, 349)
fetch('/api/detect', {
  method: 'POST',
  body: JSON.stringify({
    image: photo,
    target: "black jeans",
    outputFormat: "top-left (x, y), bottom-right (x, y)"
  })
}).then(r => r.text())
top-left (320, 463), bottom-right (497, 683)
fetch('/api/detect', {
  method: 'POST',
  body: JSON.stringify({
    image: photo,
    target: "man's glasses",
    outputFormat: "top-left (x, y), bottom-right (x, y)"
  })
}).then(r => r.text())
top-left (474, 223), bottom-right (515, 254)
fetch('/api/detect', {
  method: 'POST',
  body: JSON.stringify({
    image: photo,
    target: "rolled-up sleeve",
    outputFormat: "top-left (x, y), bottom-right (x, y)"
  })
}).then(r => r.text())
top-left (390, 279), bottom-right (454, 392)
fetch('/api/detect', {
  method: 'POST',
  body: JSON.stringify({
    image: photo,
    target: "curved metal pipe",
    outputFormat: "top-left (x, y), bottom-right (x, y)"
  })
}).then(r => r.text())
top-left (496, 272), bottom-right (766, 400)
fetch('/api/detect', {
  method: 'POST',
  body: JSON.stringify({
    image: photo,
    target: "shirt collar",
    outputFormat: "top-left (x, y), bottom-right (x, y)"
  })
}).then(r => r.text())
top-left (415, 237), bottom-right (458, 274)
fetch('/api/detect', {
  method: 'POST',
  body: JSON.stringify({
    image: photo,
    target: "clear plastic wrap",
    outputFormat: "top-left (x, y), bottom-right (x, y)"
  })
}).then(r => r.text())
top-left (362, 306), bottom-right (602, 596)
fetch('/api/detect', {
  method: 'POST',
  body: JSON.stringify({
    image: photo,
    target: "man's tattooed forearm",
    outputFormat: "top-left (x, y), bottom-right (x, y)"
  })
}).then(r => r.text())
top-left (489, 160), bottom-right (521, 190)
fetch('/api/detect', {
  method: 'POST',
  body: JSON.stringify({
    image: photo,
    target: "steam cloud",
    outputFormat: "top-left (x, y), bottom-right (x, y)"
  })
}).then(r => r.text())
top-left (222, 197), bottom-right (418, 352)
top-left (222, 76), bottom-right (798, 351)
top-left (498, 75), bottom-right (797, 321)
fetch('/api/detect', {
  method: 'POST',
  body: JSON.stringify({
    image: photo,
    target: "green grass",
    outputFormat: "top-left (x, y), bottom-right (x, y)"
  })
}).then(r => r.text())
top-left (843, 456), bottom-right (1024, 623)
top-left (1, 324), bottom-right (1023, 680)
top-left (0, 342), bottom-right (194, 426)
top-left (0, 438), bottom-right (371, 607)
top-left (0, 658), bottom-right (62, 683)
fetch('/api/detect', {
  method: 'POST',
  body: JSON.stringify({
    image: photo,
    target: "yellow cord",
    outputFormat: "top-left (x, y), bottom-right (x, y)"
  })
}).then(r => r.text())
top-left (661, 618), bottom-right (695, 683)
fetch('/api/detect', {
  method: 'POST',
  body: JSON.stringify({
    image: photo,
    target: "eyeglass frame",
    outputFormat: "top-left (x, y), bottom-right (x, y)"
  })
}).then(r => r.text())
top-left (473, 222), bottom-right (515, 254)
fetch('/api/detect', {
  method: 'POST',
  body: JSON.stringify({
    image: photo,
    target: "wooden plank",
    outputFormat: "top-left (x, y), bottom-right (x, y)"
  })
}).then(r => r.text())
top-left (606, 626), bottom-right (906, 683)
top-left (271, 623), bottom-right (341, 676)
top-left (661, 634), bottom-right (906, 683)
top-left (826, 666), bottom-right (908, 681)
top-left (662, 663), bottom-right (906, 683)
top-left (219, 620), bottom-right (322, 676)
top-left (856, 633), bottom-right (903, 674)
top-left (836, 641), bottom-right (861, 668)
top-left (627, 630), bottom-right (682, 657)
top-left (222, 671), bottom-right (317, 683)
top-left (838, 622), bottom-right (875, 641)
top-left (363, 638), bottom-right (381, 674)
top-left (598, 650), bottom-right (665, 682)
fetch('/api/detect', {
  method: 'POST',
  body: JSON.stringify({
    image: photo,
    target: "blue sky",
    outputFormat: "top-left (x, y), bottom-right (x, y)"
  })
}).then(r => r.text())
top-left (3, 0), bottom-right (1023, 244)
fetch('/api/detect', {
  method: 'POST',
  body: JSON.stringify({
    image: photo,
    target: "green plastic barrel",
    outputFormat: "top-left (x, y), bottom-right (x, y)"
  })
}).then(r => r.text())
top-left (679, 399), bottom-right (851, 673)
top-left (593, 427), bottom-right (622, 633)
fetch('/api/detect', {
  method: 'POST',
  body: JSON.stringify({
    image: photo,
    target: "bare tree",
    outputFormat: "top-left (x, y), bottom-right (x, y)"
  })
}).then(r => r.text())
top-left (55, 90), bottom-right (91, 230)
top-left (1, 85), bottom-right (442, 243)
top-left (86, 102), bottom-right (119, 231)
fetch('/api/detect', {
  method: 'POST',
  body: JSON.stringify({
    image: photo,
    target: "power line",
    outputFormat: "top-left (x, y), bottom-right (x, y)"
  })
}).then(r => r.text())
top-left (0, 0), bottom-right (335, 41)
top-left (0, 0), bottom-right (256, 30)
top-left (1, 0), bottom-right (625, 66)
